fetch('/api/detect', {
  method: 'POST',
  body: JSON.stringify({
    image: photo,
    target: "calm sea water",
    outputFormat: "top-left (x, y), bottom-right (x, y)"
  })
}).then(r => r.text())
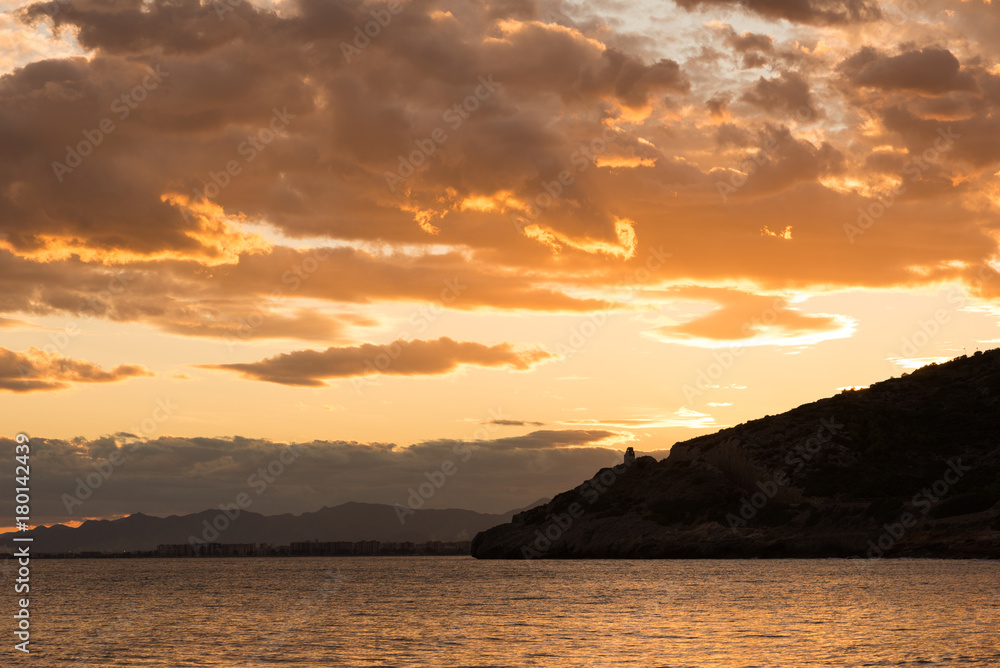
top-left (2, 557), bottom-right (998, 667)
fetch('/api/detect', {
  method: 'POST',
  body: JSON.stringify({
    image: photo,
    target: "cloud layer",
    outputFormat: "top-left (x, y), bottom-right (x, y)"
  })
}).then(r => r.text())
top-left (0, 431), bottom-right (637, 523)
top-left (0, 0), bottom-right (997, 360)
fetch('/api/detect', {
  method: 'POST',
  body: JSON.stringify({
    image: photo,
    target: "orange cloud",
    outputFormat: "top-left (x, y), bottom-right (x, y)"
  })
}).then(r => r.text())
top-left (653, 288), bottom-right (854, 347)
top-left (200, 337), bottom-right (554, 386)
top-left (0, 347), bottom-right (152, 393)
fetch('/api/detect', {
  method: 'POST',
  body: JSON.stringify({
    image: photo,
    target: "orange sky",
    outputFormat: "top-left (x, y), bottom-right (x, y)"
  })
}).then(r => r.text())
top-left (1, 0), bottom-right (999, 525)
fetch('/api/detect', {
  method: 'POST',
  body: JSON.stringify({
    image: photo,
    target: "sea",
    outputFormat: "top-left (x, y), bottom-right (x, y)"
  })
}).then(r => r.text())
top-left (2, 557), bottom-right (997, 667)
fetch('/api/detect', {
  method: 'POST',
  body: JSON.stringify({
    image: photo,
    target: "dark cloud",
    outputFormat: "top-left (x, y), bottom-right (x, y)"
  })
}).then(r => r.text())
top-left (909, 95), bottom-right (975, 122)
top-left (486, 419), bottom-right (545, 426)
top-left (839, 47), bottom-right (976, 95)
top-left (719, 27), bottom-right (774, 68)
top-left (741, 52), bottom-right (770, 69)
top-left (200, 337), bottom-right (554, 386)
top-left (878, 105), bottom-right (1000, 170)
top-left (710, 124), bottom-right (844, 199)
top-left (0, 346), bottom-right (152, 392)
top-left (740, 71), bottom-right (816, 116)
top-left (413, 429), bottom-right (621, 452)
top-left (707, 93), bottom-right (730, 118)
top-left (714, 122), bottom-right (751, 147)
top-left (674, 0), bottom-right (881, 26)
top-left (485, 429), bottom-right (619, 449)
top-left (723, 29), bottom-right (775, 55)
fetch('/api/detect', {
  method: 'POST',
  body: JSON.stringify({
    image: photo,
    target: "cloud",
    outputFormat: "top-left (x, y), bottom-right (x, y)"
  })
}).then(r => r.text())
top-left (673, 0), bottom-right (881, 26)
top-left (839, 47), bottom-right (976, 95)
top-left (200, 337), bottom-right (554, 386)
top-left (716, 26), bottom-right (776, 69)
top-left (0, 346), bottom-right (152, 392)
top-left (740, 71), bottom-right (816, 116)
top-left (485, 419), bottom-right (546, 426)
top-left (0, 316), bottom-right (32, 328)
top-left (482, 429), bottom-right (623, 449)
top-left (652, 288), bottom-right (854, 347)
top-left (707, 94), bottom-right (730, 118)
top-left (710, 124), bottom-right (844, 199)
top-left (722, 29), bottom-right (775, 56)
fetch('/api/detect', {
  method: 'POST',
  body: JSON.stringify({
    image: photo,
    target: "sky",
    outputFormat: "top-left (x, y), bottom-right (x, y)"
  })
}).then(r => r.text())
top-left (1, 0), bottom-right (1000, 528)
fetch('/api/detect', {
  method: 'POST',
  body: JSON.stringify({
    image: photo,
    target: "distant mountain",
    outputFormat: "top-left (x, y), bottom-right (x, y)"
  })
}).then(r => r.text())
top-left (473, 350), bottom-right (1000, 559)
top-left (4, 502), bottom-right (517, 553)
top-left (503, 498), bottom-right (549, 515)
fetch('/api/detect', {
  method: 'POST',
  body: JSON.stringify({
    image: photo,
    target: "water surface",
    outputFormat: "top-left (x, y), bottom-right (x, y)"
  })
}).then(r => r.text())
top-left (3, 557), bottom-right (997, 666)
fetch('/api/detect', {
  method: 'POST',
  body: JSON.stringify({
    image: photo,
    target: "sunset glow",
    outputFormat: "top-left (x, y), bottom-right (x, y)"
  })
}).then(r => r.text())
top-left (2, 0), bottom-right (1000, 525)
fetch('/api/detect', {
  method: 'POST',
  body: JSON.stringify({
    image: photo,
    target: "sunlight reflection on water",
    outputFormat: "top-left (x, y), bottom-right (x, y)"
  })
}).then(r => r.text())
top-left (3, 557), bottom-right (998, 667)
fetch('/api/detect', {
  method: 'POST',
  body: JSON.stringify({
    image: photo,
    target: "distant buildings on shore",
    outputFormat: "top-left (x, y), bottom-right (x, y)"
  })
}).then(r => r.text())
top-left (0, 540), bottom-right (474, 558)
top-left (164, 539), bottom-right (473, 557)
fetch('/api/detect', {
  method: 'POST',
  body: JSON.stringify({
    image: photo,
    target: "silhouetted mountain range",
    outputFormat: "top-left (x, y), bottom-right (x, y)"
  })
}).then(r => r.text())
top-left (2, 500), bottom-right (543, 553)
top-left (473, 350), bottom-right (1000, 558)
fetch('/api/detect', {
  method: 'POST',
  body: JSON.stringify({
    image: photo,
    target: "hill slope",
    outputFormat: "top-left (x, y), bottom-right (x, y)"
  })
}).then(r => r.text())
top-left (472, 350), bottom-right (1000, 558)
